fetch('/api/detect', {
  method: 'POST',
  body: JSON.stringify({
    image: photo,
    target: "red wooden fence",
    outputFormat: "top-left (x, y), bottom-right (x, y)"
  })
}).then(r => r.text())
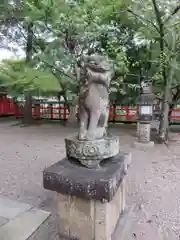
top-left (0, 97), bottom-right (15, 115)
top-left (0, 97), bottom-right (180, 121)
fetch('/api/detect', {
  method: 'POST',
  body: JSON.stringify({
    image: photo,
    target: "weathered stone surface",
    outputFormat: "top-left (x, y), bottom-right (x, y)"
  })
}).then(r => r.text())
top-left (65, 134), bottom-right (119, 168)
top-left (133, 141), bottom-right (154, 150)
top-left (136, 122), bottom-right (140, 137)
top-left (137, 123), bottom-right (151, 143)
top-left (43, 152), bottom-right (131, 202)
top-left (0, 196), bottom-right (31, 219)
top-left (0, 208), bottom-right (50, 240)
top-left (55, 179), bottom-right (127, 240)
top-left (78, 54), bottom-right (113, 141)
top-left (28, 215), bottom-right (60, 240)
top-left (112, 207), bottom-right (134, 240)
top-left (0, 217), bottom-right (8, 227)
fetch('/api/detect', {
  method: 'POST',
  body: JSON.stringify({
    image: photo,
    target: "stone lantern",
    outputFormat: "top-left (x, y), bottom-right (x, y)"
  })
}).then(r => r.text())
top-left (134, 79), bottom-right (155, 148)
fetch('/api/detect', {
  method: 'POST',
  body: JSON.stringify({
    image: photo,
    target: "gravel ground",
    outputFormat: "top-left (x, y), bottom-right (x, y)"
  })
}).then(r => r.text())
top-left (0, 119), bottom-right (180, 239)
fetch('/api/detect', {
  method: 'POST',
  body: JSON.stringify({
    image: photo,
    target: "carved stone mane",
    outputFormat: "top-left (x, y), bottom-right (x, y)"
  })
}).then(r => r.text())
top-left (79, 63), bottom-right (109, 108)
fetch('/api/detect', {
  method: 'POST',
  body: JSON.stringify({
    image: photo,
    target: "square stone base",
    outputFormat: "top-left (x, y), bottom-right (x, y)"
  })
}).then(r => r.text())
top-left (136, 123), bottom-right (151, 142)
top-left (132, 141), bottom-right (154, 150)
top-left (43, 153), bottom-right (131, 202)
top-left (55, 179), bottom-right (126, 240)
top-left (43, 152), bottom-right (132, 240)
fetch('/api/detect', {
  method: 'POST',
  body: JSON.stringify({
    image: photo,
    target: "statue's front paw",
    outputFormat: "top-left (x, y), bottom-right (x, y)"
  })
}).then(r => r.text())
top-left (95, 127), bottom-right (106, 139)
top-left (78, 131), bottom-right (87, 140)
top-left (85, 132), bottom-right (95, 141)
top-left (79, 134), bottom-right (85, 140)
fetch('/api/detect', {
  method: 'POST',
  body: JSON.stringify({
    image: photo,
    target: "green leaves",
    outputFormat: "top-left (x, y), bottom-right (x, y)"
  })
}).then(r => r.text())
top-left (2, 0), bottom-right (174, 103)
top-left (0, 59), bottom-right (61, 94)
top-left (125, 0), bottom-right (180, 96)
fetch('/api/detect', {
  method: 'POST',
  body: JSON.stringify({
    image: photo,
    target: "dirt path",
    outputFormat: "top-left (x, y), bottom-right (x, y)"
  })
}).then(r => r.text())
top-left (0, 120), bottom-right (179, 239)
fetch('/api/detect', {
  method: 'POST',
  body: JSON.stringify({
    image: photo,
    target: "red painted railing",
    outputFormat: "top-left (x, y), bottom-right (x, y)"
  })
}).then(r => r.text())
top-left (168, 109), bottom-right (180, 118)
top-left (0, 97), bottom-right (15, 115)
top-left (14, 103), bottom-right (69, 120)
top-left (0, 97), bottom-right (180, 121)
top-left (14, 103), bottom-right (139, 121)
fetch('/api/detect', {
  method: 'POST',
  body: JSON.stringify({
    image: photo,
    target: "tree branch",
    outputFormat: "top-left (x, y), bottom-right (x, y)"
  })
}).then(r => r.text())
top-left (126, 9), bottom-right (161, 34)
top-left (41, 59), bottom-right (75, 81)
top-left (151, 0), bottom-right (164, 34)
top-left (31, 37), bottom-right (76, 81)
top-left (151, 0), bottom-right (166, 83)
top-left (164, 5), bottom-right (180, 24)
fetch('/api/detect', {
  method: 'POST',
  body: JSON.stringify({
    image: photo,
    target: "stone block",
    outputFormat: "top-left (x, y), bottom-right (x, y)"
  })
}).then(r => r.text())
top-left (43, 152), bottom-right (131, 202)
top-left (0, 216), bottom-right (8, 227)
top-left (112, 207), bottom-right (134, 240)
top-left (133, 141), bottom-right (154, 150)
top-left (55, 179), bottom-right (127, 240)
top-left (0, 196), bottom-right (31, 219)
top-left (28, 215), bottom-right (60, 240)
top-left (43, 151), bottom-right (131, 240)
top-left (138, 123), bottom-right (151, 142)
top-left (0, 208), bottom-right (50, 240)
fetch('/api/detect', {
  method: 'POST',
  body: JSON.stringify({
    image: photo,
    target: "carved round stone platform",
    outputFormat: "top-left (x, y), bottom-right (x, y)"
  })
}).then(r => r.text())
top-left (65, 134), bottom-right (119, 168)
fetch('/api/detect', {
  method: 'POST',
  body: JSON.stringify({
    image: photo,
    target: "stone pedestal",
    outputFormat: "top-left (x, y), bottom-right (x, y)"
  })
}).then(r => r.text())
top-left (136, 122), bottom-right (140, 137)
top-left (65, 134), bottom-right (119, 168)
top-left (138, 123), bottom-right (151, 142)
top-left (43, 152), bottom-right (131, 240)
top-left (133, 140), bottom-right (154, 150)
top-left (133, 122), bottom-right (154, 149)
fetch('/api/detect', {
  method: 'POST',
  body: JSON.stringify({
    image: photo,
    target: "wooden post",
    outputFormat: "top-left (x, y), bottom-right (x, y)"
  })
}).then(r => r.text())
top-left (50, 104), bottom-right (53, 120)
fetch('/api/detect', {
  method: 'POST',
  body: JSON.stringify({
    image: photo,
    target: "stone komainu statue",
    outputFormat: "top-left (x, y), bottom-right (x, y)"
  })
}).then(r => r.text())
top-left (78, 54), bottom-right (113, 140)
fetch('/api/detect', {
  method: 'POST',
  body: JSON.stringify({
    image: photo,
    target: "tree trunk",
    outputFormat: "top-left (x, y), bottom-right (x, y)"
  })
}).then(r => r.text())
top-left (159, 86), bottom-right (170, 142)
top-left (152, 0), bottom-right (168, 142)
top-left (23, 22), bottom-right (34, 124)
top-left (159, 57), bottom-right (176, 142)
top-left (62, 91), bottom-right (70, 112)
top-left (68, 96), bottom-right (78, 123)
top-left (24, 92), bottom-right (33, 122)
top-left (152, 0), bottom-right (177, 143)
